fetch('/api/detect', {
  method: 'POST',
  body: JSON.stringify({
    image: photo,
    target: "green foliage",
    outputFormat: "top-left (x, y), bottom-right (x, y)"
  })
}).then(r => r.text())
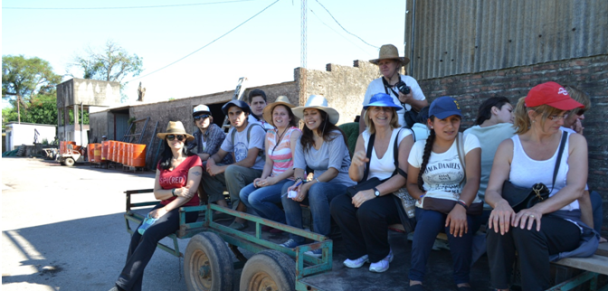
top-left (2, 55), bottom-right (62, 123)
top-left (70, 40), bottom-right (143, 89)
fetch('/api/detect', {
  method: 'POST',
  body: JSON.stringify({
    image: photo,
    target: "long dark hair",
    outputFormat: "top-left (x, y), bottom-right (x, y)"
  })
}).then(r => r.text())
top-left (417, 122), bottom-right (436, 191)
top-left (300, 109), bottom-right (347, 152)
top-left (159, 139), bottom-right (195, 170)
top-left (474, 96), bottom-right (511, 125)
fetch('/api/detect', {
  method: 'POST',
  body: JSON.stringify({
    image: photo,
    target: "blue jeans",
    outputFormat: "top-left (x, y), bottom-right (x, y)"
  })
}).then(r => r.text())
top-left (409, 208), bottom-right (481, 285)
top-left (281, 180), bottom-right (347, 244)
top-left (239, 179), bottom-right (290, 224)
top-left (591, 191), bottom-right (603, 233)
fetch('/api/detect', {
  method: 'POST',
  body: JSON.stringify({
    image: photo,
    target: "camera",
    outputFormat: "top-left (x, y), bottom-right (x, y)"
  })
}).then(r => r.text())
top-left (395, 81), bottom-right (410, 95)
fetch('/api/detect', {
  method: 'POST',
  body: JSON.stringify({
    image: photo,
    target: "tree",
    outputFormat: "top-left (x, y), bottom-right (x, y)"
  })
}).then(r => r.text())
top-left (70, 40), bottom-right (143, 95)
top-left (2, 55), bottom-right (61, 123)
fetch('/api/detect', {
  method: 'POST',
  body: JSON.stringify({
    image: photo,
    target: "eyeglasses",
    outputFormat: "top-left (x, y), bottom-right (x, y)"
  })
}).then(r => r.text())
top-left (547, 114), bottom-right (566, 121)
top-left (167, 134), bottom-right (186, 141)
top-left (575, 109), bottom-right (586, 116)
top-left (194, 114), bottom-right (210, 121)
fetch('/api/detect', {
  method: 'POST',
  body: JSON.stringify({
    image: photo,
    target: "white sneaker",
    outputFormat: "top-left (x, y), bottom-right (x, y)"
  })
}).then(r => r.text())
top-left (343, 254), bottom-right (369, 269)
top-left (369, 249), bottom-right (393, 273)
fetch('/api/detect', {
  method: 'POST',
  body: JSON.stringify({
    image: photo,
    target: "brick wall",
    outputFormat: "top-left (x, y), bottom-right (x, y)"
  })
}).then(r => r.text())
top-left (418, 54), bottom-right (608, 230)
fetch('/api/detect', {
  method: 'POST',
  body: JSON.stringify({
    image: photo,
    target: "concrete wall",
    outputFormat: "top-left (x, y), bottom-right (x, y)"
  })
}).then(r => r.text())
top-left (5, 123), bottom-right (56, 150)
top-left (57, 78), bottom-right (121, 108)
top-left (88, 111), bottom-right (110, 142)
top-left (417, 54), bottom-right (608, 232)
top-left (296, 60), bottom-right (380, 124)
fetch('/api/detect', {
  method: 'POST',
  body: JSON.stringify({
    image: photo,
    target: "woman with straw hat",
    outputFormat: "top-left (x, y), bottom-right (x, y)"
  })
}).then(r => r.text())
top-left (239, 96), bottom-right (302, 229)
top-left (360, 44), bottom-right (428, 133)
top-left (279, 95), bottom-right (356, 256)
top-left (331, 93), bottom-right (414, 273)
top-left (110, 121), bottom-right (202, 291)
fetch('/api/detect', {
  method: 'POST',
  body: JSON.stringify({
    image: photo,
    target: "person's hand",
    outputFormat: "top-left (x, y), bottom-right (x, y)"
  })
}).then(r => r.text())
top-left (206, 158), bottom-right (215, 172)
top-left (292, 182), bottom-right (310, 202)
top-left (572, 119), bottom-right (584, 135)
top-left (398, 89), bottom-right (413, 104)
top-left (513, 207), bottom-right (542, 231)
top-left (149, 207), bottom-right (168, 219)
top-left (207, 160), bottom-right (222, 176)
top-left (446, 204), bottom-right (468, 237)
top-left (488, 199), bottom-right (516, 235)
top-left (351, 151), bottom-right (369, 168)
top-left (352, 189), bottom-right (375, 208)
top-left (256, 177), bottom-right (276, 188)
top-left (253, 178), bottom-right (263, 188)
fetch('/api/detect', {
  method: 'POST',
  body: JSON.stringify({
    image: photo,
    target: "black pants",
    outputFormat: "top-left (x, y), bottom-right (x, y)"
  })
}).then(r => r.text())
top-left (330, 193), bottom-right (401, 263)
top-left (486, 215), bottom-right (581, 291)
top-left (116, 204), bottom-right (198, 291)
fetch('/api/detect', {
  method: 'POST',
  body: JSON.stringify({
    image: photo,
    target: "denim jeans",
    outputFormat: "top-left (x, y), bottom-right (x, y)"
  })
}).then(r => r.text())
top-left (281, 180), bottom-right (347, 244)
top-left (240, 179), bottom-right (290, 224)
top-left (591, 190), bottom-right (603, 233)
top-left (409, 208), bottom-right (481, 285)
top-left (116, 203), bottom-right (198, 291)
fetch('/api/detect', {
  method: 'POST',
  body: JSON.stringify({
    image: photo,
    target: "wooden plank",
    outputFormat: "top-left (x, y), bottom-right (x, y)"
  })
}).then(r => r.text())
top-left (553, 255), bottom-right (608, 275)
top-left (596, 243), bottom-right (608, 257)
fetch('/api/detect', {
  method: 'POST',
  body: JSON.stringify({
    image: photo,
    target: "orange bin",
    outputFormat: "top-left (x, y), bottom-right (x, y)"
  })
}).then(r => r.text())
top-left (112, 141), bottom-right (119, 162)
top-left (117, 142), bottom-right (124, 164)
top-left (133, 144), bottom-right (147, 168)
top-left (88, 144), bottom-right (96, 163)
top-left (101, 141), bottom-right (109, 161)
top-left (121, 143), bottom-right (128, 165)
top-left (94, 144), bottom-right (102, 163)
top-left (107, 141), bottom-right (115, 162)
top-left (126, 143), bottom-right (133, 167)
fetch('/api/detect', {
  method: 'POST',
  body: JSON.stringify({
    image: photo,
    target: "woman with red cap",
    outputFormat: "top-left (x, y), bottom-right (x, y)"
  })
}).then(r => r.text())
top-left (485, 82), bottom-right (599, 291)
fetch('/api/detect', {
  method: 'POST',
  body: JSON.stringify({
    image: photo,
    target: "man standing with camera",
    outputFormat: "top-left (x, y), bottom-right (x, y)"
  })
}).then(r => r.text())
top-left (360, 44), bottom-right (427, 133)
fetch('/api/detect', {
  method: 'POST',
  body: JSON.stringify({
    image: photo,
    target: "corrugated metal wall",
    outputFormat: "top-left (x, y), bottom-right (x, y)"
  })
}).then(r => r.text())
top-left (405, 0), bottom-right (608, 80)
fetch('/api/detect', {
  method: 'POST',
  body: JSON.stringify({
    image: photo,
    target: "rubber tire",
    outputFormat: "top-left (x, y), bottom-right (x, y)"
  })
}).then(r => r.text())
top-left (239, 250), bottom-right (296, 291)
top-left (64, 157), bottom-right (75, 167)
top-left (184, 232), bottom-right (234, 291)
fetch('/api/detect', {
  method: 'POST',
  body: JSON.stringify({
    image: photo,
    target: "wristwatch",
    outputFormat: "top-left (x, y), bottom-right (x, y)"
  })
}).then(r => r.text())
top-left (171, 188), bottom-right (177, 197)
top-left (373, 187), bottom-right (380, 197)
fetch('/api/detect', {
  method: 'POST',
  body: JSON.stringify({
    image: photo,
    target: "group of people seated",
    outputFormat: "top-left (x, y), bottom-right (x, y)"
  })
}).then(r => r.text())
top-left (109, 44), bottom-right (601, 291)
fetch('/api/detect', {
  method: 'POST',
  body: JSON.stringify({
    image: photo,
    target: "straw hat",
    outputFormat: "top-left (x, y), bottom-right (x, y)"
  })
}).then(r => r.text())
top-left (292, 95), bottom-right (340, 125)
top-left (156, 121), bottom-right (195, 141)
top-left (263, 95), bottom-right (295, 125)
top-left (369, 44), bottom-right (410, 66)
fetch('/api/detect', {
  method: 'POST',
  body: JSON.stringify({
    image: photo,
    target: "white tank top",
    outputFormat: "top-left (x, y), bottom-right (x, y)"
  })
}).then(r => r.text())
top-left (509, 131), bottom-right (578, 211)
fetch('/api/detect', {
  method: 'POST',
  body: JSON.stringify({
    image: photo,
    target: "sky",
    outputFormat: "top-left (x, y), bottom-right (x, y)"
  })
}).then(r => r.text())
top-left (2, 0), bottom-right (406, 106)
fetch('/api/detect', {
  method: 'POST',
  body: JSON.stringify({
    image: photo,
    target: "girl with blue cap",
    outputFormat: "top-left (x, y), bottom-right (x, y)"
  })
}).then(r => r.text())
top-left (406, 96), bottom-right (482, 291)
top-left (331, 93), bottom-right (415, 273)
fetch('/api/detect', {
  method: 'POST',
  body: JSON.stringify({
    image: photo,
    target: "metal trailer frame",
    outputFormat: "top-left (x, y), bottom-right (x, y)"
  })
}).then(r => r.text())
top-left (124, 189), bottom-right (333, 291)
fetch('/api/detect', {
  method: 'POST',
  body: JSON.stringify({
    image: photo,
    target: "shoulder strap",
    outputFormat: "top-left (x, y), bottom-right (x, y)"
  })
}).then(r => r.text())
top-left (551, 131), bottom-right (569, 191)
top-left (230, 128), bottom-right (237, 147)
top-left (361, 133), bottom-right (375, 182)
top-left (392, 129), bottom-right (408, 178)
top-left (456, 132), bottom-right (466, 185)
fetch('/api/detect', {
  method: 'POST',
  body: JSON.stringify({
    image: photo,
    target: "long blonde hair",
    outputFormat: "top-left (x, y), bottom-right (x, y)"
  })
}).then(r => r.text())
top-left (513, 97), bottom-right (564, 134)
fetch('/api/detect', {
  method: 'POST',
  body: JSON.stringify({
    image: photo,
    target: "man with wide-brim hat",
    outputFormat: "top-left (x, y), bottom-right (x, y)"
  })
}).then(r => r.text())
top-left (360, 44), bottom-right (428, 133)
top-left (203, 99), bottom-right (265, 230)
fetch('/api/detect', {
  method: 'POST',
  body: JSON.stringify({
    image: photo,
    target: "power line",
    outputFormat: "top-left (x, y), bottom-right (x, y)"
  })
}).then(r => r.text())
top-left (313, 0), bottom-right (378, 49)
top-left (3, 0), bottom-right (253, 10)
top-left (309, 9), bottom-right (369, 54)
top-left (129, 0), bottom-right (280, 81)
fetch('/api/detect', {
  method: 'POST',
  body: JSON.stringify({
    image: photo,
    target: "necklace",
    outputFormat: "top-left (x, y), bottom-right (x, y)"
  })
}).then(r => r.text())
top-left (271, 128), bottom-right (288, 154)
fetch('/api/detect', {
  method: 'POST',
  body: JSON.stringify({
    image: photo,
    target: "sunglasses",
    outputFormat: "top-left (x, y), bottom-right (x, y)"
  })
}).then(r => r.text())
top-left (167, 134), bottom-right (186, 141)
top-left (194, 114), bottom-right (210, 121)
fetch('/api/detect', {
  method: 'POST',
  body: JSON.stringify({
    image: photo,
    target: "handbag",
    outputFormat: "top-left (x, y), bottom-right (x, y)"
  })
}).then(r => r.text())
top-left (419, 133), bottom-right (484, 215)
top-left (502, 132), bottom-right (568, 212)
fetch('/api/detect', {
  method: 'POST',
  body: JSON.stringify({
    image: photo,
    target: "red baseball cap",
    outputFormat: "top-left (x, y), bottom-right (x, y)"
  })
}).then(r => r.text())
top-left (525, 82), bottom-right (583, 111)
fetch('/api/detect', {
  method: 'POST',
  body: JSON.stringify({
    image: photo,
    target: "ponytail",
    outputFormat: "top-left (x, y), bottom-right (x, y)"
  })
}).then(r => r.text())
top-left (417, 129), bottom-right (436, 191)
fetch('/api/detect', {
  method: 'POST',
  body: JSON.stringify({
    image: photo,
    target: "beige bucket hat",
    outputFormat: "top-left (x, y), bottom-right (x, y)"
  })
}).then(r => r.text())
top-left (156, 121), bottom-right (195, 141)
top-left (263, 95), bottom-right (296, 125)
top-left (292, 95), bottom-right (340, 125)
top-left (369, 44), bottom-right (410, 66)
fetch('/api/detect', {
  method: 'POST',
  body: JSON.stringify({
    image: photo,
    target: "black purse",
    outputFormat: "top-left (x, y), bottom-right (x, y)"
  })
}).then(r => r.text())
top-left (501, 132), bottom-right (568, 212)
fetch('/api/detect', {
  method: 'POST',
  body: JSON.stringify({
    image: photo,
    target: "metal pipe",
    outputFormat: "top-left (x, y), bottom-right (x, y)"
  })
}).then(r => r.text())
top-left (409, 0), bottom-right (417, 75)
top-left (80, 102), bottom-right (84, 146)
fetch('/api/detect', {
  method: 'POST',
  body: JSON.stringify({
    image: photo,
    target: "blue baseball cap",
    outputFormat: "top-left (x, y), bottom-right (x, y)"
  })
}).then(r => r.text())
top-left (429, 96), bottom-right (462, 119)
top-left (221, 100), bottom-right (251, 116)
top-left (363, 93), bottom-right (403, 110)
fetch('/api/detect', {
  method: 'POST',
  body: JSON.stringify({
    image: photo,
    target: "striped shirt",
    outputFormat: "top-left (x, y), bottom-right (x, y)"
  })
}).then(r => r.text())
top-left (267, 126), bottom-right (300, 178)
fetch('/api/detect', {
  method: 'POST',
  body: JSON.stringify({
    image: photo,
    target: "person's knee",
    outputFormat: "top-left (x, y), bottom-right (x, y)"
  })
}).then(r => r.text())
top-left (356, 201), bottom-right (383, 222)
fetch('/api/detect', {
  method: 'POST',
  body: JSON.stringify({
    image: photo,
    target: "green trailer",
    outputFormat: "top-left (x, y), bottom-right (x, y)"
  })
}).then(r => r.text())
top-left (124, 189), bottom-right (333, 291)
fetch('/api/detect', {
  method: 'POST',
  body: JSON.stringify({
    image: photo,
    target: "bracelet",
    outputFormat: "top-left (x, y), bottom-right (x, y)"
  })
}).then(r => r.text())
top-left (456, 200), bottom-right (468, 210)
top-left (314, 178), bottom-right (320, 183)
top-left (171, 188), bottom-right (177, 197)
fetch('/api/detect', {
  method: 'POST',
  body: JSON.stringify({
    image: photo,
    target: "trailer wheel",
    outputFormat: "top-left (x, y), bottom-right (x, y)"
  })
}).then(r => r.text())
top-left (64, 158), bottom-right (75, 167)
top-left (184, 232), bottom-right (234, 291)
top-left (240, 250), bottom-right (295, 291)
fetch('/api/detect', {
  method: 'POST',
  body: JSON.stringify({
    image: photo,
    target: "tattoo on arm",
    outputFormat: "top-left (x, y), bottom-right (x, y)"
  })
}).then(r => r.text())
top-left (192, 171), bottom-right (202, 176)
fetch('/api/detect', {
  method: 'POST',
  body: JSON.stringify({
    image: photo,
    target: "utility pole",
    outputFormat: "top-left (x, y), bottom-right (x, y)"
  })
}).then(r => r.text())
top-left (301, 0), bottom-right (308, 103)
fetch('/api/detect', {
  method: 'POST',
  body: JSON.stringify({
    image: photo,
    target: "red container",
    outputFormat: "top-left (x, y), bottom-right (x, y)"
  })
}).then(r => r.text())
top-left (101, 141), bottom-right (109, 161)
top-left (132, 144), bottom-right (147, 168)
top-left (107, 141), bottom-right (115, 162)
top-left (88, 145), bottom-right (96, 163)
top-left (117, 142), bottom-right (124, 164)
top-left (93, 144), bottom-right (102, 163)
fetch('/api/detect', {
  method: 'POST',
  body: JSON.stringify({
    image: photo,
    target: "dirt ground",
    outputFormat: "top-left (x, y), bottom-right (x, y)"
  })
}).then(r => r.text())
top-left (2, 157), bottom-right (497, 290)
